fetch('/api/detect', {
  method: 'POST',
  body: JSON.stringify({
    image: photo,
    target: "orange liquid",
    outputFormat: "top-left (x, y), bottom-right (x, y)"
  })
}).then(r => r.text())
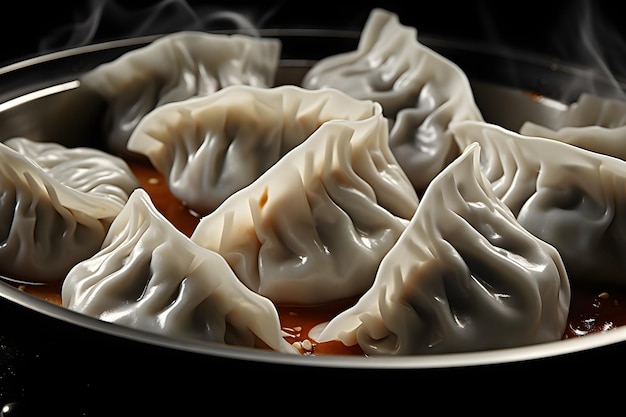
top-left (17, 158), bottom-right (363, 356)
top-left (128, 157), bottom-right (200, 238)
top-left (16, 158), bottom-right (626, 356)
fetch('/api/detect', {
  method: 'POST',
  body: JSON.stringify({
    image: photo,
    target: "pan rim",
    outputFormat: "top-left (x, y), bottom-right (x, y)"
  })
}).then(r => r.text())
top-left (1, 28), bottom-right (625, 370)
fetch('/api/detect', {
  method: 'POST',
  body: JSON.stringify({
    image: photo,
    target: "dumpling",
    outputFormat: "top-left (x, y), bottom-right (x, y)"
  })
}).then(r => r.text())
top-left (452, 119), bottom-right (626, 287)
top-left (4, 137), bottom-right (139, 207)
top-left (520, 93), bottom-right (626, 160)
top-left (311, 143), bottom-right (570, 355)
top-left (0, 141), bottom-right (132, 283)
top-left (301, 8), bottom-right (483, 194)
top-left (127, 84), bottom-right (381, 216)
top-left (80, 31), bottom-right (281, 156)
top-left (190, 114), bottom-right (419, 305)
top-left (62, 188), bottom-right (297, 355)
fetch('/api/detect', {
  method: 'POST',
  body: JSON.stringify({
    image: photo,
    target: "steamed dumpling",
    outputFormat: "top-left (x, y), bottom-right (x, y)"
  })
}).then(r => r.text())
top-left (452, 119), bottom-right (626, 287)
top-left (4, 137), bottom-right (139, 206)
top-left (62, 188), bottom-right (297, 355)
top-left (80, 31), bottom-right (281, 156)
top-left (127, 85), bottom-right (381, 215)
top-left (311, 143), bottom-right (570, 355)
top-left (0, 141), bottom-right (132, 283)
top-left (520, 93), bottom-right (626, 160)
top-left (302, 8), bottom-right (483, 194)
top-left (191, 114), bottom-right (419, 305)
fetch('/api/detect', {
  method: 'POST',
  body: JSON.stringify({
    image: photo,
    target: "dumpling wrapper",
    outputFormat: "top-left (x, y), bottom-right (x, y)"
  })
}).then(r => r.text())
top-left (127, 84), bottom-right (381, 215)
top-left (0, 142), bottom-right (130, 283)
top-left (452, 119), bottom-right (626, 287)
top-left (80, 31), bottom-right (281, 156)
top-left (311, 143), bottom-right (570, 355)
top-left (520, 93), bottom-right (626, 160)
top-left (4, 137), bottom-right (139, 207)
top-left (191, 114), bottom-right (419, 305)
top-left (302, 8), bottom-right (483, 194)
top-left (62, 188), bottom-right (297, 355)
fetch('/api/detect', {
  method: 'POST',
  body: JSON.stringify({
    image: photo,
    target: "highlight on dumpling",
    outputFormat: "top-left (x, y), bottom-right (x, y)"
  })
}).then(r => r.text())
top-left (452, 119), bottom-right (626, 287)
top-left (519, 93), bottom-right (626, 160)
top-left (10, 6), bottom-right (626, 360)
top-left (62, 188), bottom-right (297, 355)
top-left (310, 143), bottom-right (570, 355)
top-left (127, 84), bottom-right (382, 216)
top-left (302, 8), bottom-right (483, 194)
top-left (191, 113), bottom-right (419, 305)
top-left (0, 141), bottom-right (136, 283)
top-left (4, 137), bottom-right (139, 207)
top-left (80, 31), bottom-right (282, 156)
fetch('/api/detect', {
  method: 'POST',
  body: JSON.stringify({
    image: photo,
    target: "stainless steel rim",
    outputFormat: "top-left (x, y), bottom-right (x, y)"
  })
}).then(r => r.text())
top-left (1, 29), bottom-right (625, 369)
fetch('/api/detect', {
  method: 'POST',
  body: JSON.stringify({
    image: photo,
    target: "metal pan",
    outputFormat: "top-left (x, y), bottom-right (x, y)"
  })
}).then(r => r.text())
top-left (0, 28), bottom-right (624, 412)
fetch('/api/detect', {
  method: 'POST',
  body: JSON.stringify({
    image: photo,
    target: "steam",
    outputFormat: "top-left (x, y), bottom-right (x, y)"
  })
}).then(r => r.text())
top-left (467, 0), bottom-right (625, 101)
top-left (35, 0), bottom-right (625, 101)
top-left (37, 0), bottom-right (278, 53)
top-left (552, 0), bottom-right (626, 99)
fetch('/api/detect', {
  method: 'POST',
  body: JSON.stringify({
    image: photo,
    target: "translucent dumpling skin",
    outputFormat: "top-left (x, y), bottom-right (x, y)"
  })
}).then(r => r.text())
top-left (62, 188), bottom-right (297, 354)
top-left (302, 8), bottom-right (483, 194)
top-left (0, 140), bottom-right (137, 283)
top-left (191, 114), bottom-right (419, 305)
top-left (311, 143), bottom-right (570, 355)
top-left (4, 137), bottom-right (139, 206)
top-left (80, 31), bottom-right (282, 156)
top-left (127, 85), bottom-right (381, 216)
top-left (452, 120), bottom-right (626, 287)
top-left (520, 93), bottom-right (626, 160)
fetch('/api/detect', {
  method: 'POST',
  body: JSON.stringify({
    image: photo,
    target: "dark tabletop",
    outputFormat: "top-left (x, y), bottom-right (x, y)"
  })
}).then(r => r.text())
top-left (1, 1), bottom-right (625, 414)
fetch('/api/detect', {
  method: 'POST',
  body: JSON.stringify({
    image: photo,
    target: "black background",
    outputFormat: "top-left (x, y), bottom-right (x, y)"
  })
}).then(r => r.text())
top-left (2, 0), bottom-right (625, 77)
top-left (1, 1), bottom-right (625, 414)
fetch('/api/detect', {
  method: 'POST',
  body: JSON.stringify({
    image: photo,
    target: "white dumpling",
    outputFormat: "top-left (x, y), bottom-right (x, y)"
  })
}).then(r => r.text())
top-left (0, 142), bottom-right (128, 283)
top-left (311, 143), bottom-right (570, 355)
top-left (4, 137), bottom-right (139, 207)
top-left (520, 93), bottom-right (626, 160)
top-left (302, 8), bottom-right (483, 194)
top-left (62, 188), bottom-right (297, 355)
top-left (191, 114), bottom-right (419, 305)
top-left (452, 119), bottom-right (626, 287)
top-left (80, 31), bottom-right (281, 156)
top-left (127, 85), bottom-right (381, 216)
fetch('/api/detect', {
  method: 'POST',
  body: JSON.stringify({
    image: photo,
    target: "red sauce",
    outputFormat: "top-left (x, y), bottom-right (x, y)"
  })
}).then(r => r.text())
top-left (14, 158), bottom-right (626, 356)
top-left (127, 158), bottom-right (365, 354)
top-left (128, 157), bottom-right (200, 237)
top-left (278, 298), bottom-right (364, 355)
top-left (563, 283), bottom-right (626, 338)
